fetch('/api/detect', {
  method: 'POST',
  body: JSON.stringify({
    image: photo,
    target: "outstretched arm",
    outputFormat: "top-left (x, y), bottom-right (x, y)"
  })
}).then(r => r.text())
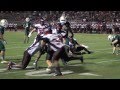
top-left (28, 28), bottom-right (36, 37)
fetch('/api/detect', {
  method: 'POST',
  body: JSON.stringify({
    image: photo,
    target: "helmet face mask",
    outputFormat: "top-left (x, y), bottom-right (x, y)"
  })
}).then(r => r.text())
top-left (0, 19), bottom-right (8, 28)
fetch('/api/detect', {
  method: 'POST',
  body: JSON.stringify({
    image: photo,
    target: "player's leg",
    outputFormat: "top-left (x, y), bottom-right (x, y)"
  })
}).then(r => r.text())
top-left (112, 43), bottom-right (118, 54)
top-left (51, 47), bottom-right (67, 76)
top-left (0, 42), bottom-right (8, 63)
top-left (0, 50), bottom-right (8, 64)
top-left (45, 50), bottom-right (54, 73)
top-left (76, 46), bottom-right (93, 54)
top-left (24, 35), bottom-right (27, 43)
top-left (24, 30), bottom-right (28, 43)
top-left (7, 50), bottom-right (31, 70)
top-left (26, 31), bottom-right (30, 43)
top-left (21, 50), bottom-right (31, 69)
top-left (7, 62), bottom-right (21, 70)
top-left (62, 46), bottom-right (84, 63)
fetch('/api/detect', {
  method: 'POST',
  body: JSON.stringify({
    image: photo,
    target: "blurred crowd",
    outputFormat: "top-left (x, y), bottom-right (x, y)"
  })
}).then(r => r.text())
top-left (1, 11), bottom-right (120, 34)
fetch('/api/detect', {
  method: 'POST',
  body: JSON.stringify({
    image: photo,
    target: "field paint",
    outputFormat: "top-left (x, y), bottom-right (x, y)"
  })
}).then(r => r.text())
top-left (0, 68), bottom-right (7, 72)
top-left (9, 66), bottom-right (35, 70)
top-left (6, 47), bottom-right (27, 49)
top-left (2, 72), bottom-right (19, 74)
top-left (96, 59), bottom-right (120, 64)
top-left (0, 66), bottom-right (37, 74)
top-left (79, 73), bottom-right (102, 76)
top-left (4, 47), bottom-right (115, 61)
top-left (1, 47), bottom-right (119, 77)
top-left (25, 69), bottom-right (74, 76)
top-left (69, 64), bottom-right (84, 66)
top-left (6, 47), bottom-right (111, 57)
top-left (95, 48), bottom-right (111, 51)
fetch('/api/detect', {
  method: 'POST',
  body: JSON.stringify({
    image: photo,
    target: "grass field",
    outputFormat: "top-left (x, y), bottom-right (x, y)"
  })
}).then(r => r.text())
top-left (0, 31), bottom-right (120, 79)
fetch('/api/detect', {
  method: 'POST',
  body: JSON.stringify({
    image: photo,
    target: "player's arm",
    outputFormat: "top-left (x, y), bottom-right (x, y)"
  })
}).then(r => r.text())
top-left (111, 35), bottom-right (119, 45)
top-left (34, 51), bottom-right (43, 62)
top-left (75, 40), bottom-right (79, 45)
top-left (33, 40), bottom-right (48, 69)
top-left (33, 49), bottom-right (43, 70)
top-left (28, 28), bottom-right (36, 37)
top-left (112, 39), bottom-right (118, 45)
top-left (41, 38), bottom-right (49, 47)
top-left (0, 32), bottom-right (6, 42)
top-left (68, 27), bottom-right (74, 38)
top-left (0, 32), bottom-right (3, 40)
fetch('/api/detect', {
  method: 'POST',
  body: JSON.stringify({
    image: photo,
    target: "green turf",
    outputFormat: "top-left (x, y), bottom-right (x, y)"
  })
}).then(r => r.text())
top-left (0, 31), bottom-right (120, 79)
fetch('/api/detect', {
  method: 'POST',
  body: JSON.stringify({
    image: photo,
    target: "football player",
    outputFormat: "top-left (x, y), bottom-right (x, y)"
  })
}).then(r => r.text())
top-left (68, 36), bottom-right (93, 54)
top-left (28, 18), bottom-right (48, 36)
top-left (7, 36), bottom-right (46, 70)
top-left (108, 33), bottom-right (120, 55)
top-left (28, 18), bottom-right (49, 66)
top-left (42, 29), bottom-right (83, 76)
top-left (0, 19), bottom-right (8, 64)
top-left (59, 12), bottom-right (74, 45)
top-left (23, 17), bottom-right (33, 43)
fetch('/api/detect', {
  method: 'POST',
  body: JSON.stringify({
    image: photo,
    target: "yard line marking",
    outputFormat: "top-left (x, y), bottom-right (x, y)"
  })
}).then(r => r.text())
top-left (6, 47), bottom-right (27, 49)
top-left (96, 59), bottom-right (120, 64)
top-left (3, 72), bottom-right (19, 74)
top-left (25, 69), bottom-right (74, 76)
top-left (95, 48), bottom-right (111, 51)
top-left (79, 73), bottom-right (102, 76)
top-left (0, 69), bottom-right (7, 72)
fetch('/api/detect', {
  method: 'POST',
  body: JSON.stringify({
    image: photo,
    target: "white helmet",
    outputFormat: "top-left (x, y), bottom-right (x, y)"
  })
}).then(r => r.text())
top-left (108, 34), bottom-right (115, 41)
top-left (25, 17), bottom-right (30, 22)
top-left (60, 15), bottom-right (67, 25)
top-left (0, 19), bottom-right (8, 27)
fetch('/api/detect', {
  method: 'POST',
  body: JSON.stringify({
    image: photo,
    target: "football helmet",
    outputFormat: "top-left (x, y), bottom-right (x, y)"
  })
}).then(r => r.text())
top-left (25, 17), bottom-right (30, 22)
top-left (60, 15), bottom-right (67, 25)
top-left (0, 19), bottom-right (8, 27)
top-left (108, 34), bottom-right (115, 41)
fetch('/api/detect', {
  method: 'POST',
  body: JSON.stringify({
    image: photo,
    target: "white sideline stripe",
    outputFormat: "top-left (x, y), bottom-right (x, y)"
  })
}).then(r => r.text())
top-left (0, 69), bottom-right (7, 72)
top-left (25, 70), bottom-right (74, 76)
top-left (96, 59), bottom-right (120, 63)
top-left (95, 48), bottom-right (111, 51)
top-left (79, 73), bottom-right (102, 76)
top-left (6, 55), bottom-right (23, 58)
top-left (6, 47), bottom-right (27, 49)
top-left (3, 72), bottom-right (19, 74)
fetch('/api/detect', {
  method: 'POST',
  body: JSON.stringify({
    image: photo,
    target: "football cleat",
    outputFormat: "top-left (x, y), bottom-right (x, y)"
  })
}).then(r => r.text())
top-left (54, 67), bottom-right (62, 76)
top-left (7, 62), bottom-right (12, 70)
top-left (54, 73), bottom-right (63, 76)
top-left (88, 51), bottom-right (94, 54)
top-left (46, 67), bottom-right (55, 74)
top-left (79, 56), bottom-right (84, 63)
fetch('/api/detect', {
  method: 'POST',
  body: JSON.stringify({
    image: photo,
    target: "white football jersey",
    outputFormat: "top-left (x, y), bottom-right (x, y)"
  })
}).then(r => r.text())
top-left (43, 34), bottom-right (65, 51)
top-left (34, 24), bottom-right (47, 35)
top-left (27, 42), bottom-right (41, 56)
